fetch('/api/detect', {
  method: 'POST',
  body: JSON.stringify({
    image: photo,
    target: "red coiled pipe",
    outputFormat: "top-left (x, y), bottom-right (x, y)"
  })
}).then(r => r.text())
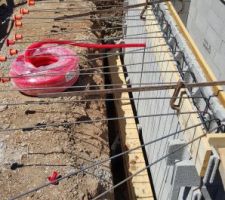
top-left (10, 40), bottom-right (146, 96)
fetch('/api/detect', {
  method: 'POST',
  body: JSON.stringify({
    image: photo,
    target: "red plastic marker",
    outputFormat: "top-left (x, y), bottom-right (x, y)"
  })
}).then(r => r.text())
top-left (14, 15), bottom-right (22, 20)
top-left (15, 34), bottom-right (23, 41)
top-left (0, 72), bottom-right (10, 83)
top-left (9, 49), bottom-right (18, 56)
top-left (15, 20), bottom-right (22, 27)
top-left (7, 39), bottom-right (15, 46)
top-left (48, 171), bottom-right (60, 185)
top-left (27, 0), bottom-right (35, 6)
top-left (20, 8), bottom-right (29, 15)
top-left (0, 56), bottom-right (7, 62)
top-left (0, 77), bottom-right (10, 83)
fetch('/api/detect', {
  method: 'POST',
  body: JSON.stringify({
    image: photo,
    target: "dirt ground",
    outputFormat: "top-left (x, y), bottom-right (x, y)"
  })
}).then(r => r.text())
top-left (0, 0), bottom-right (122, 199)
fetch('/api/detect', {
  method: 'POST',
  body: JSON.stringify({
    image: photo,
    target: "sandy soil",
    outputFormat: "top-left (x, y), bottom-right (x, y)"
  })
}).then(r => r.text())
top-left (0, 0), bottom-right (122, 199)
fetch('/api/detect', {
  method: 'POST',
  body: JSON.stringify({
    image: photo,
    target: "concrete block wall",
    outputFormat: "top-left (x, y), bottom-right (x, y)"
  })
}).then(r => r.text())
top-left (123, 1), bottom-right (225, 199)
top-left (187, 0), bottom-right (225, 84)
top-left (171, 0), bottom-right (191, 25)
top-left (123, 1), bottom-right (201, 199)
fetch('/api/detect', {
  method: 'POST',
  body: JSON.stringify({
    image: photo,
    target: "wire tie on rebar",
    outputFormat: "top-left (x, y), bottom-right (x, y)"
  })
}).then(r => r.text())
top-left (140, 0), bottom-right (148, 20)
top-left (170, 80), bottom-right (186, 111)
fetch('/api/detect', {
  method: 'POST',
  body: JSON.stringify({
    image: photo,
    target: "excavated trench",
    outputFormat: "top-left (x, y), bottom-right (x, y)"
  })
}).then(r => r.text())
top-left (0, 0), bottom-right (131, 199)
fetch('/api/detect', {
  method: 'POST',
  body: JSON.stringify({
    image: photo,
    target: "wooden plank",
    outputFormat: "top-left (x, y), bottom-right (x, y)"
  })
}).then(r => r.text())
top-left (146, 7), bottom-right (212, 177)
top-left (108, 51), bottom-right (154, 200)
top-left (207, 134), bottom-right (225, 148)
top-left (166, 2), bottom-right (225, 106)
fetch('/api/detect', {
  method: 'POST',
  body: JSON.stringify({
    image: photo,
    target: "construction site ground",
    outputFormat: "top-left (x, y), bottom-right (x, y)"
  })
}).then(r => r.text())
top-left (0, 0), bottom-right (123, 199)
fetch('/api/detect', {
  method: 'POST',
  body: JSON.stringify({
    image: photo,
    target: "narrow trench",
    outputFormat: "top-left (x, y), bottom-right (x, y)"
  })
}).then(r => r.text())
top-left (104, 57), bottom-right (129, 200)
top-left (0, 0), bottom-right (14, 50)
top-left (89, 0), bottom-right (130, 197)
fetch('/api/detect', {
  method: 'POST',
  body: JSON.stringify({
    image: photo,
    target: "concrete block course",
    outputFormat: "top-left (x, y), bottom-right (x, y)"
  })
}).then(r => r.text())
top-left (187, 0), bottom-right (225, 89)
top-left (204, 26), bottom-right (221, 57)
top-left (211, 0), bottom-right (225, 23)
top-left (207, 10), bottom-right (224, 36)
top-left (166, 139), bottom-right (188, 165)
top-left (195, 14), bottom-right (208, 36)
top-left (170, 160), bottom-right (200, 200)
top-left (124, 1), bottom-right (225, 199)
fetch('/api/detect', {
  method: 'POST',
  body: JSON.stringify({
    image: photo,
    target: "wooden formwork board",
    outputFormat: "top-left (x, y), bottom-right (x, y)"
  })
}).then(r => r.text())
top-left (146, 8), bottom-right (212, 177)
top-left (108, 51), bottom-right (154, 200)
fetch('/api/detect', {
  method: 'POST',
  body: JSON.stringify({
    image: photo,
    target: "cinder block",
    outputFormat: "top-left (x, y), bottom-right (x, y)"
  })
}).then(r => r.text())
top-left (207, 10), bottom-right (224, 35)
top-left (214, 53), bottom-right (225, 80)
top-left (195, 14), bottom-right (208, 35)
top-left (211, 0), bottom-right (225, 23)
top-left (188, 6), bottom-right (197, 20)
top-left (170, 160), bottom-right (200, 200)
top-left (220, 41), bottom-right (225, 56)
top-left (173, 160), bottom-right (200, 186)
top-left (166, 139), bottom-right (188, 165)
top-left (197, 0), bottom-right (210, 16)
top-left (196, 0), bottom-right (212, 8)
top-left (222, 28), bottom-right (225, 41)
top-left (204, 26), bottom-right (222, 56)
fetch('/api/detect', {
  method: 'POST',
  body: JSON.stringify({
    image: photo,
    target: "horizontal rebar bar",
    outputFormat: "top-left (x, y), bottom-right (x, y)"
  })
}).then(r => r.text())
top-left (12, 41), bottom-right (165, 59)
top-left (0, 111), bottom-right (203, 133)
top-left (7, 50), bottom-right (176, 61)
top-left (38, 80), bottom-right (225, 98)
top-left (0, 82), bottom-right (178, 92)
top-left (18, 25), bottom-right (161, 38)
top-left (14, 13), bottom-right (152, 20)
top-left (1, 58), bottom-right (174, 77)
top-left (0, 95), bottom-right (206, 106)
top-left (92, 129), bottom-right (217, 200)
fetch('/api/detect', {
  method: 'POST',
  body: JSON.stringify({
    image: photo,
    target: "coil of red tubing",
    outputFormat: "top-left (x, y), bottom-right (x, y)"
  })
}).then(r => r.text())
top-left (9, 40), bottom-right (146, 96)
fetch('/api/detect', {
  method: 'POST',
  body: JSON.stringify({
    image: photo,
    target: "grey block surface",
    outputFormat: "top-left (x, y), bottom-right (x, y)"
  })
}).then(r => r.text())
top-left (167, 139), bottom-right (187, 165)
top-left (187, 0), bottom-right (225, 90)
